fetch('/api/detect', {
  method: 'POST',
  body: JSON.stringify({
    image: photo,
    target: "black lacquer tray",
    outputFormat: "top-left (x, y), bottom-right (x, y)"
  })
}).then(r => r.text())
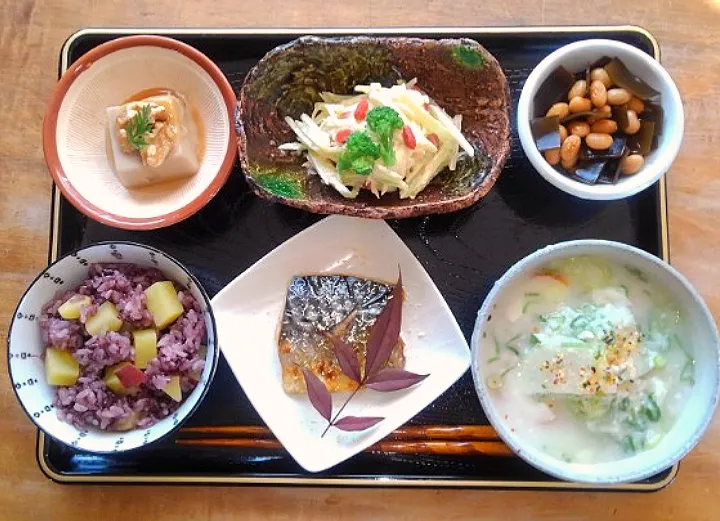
top-left (39, 26), bottom-right (675, 490)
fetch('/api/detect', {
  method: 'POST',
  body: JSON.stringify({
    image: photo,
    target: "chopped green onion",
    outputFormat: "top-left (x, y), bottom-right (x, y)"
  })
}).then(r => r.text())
top-left (644, 432), bottom-right (663, 449)
top-left (681, 359), bottom-right (695, 384)
top-left (625, 265), bottom-right (648, 283)
top-left (500, 365), bottom-right (516, 377)
top-left (621, 435), bottom-right (636, 454)
top-left (507, 333), bottom-right (522, 344)
top-left (643, 394), bottom-right (661, 422)
top-left (522, 299), bottom-right (537, 314)
top-left (488, 335), bottom-right (502, 363)
top-left (652, 354), bottom-right (667, 369)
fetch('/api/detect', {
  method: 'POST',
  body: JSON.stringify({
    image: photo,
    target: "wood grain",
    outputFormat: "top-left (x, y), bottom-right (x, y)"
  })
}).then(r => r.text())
top-left (180, 424), bottom-right (498, 440)
top-left (2, 1), bottom-right (720, 520)
top-left (176, 438), bottom-right (513, 456)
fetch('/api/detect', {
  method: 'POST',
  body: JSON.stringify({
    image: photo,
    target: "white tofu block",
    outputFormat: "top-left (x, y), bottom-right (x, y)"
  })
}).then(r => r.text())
top-left (105, 99), bottom-right (199, 189)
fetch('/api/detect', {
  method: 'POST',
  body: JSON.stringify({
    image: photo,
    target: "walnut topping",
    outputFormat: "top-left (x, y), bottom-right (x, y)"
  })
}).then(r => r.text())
top-left (115, 96), bottom-right (182, 167)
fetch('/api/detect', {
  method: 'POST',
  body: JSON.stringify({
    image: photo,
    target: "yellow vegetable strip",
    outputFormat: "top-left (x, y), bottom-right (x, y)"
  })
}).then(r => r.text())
top-left (428, 105), bottom-right (474, 157)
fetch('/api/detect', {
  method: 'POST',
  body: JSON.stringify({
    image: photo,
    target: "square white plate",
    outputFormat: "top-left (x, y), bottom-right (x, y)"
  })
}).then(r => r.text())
top-left (212, 215), bottom-right (470, 472)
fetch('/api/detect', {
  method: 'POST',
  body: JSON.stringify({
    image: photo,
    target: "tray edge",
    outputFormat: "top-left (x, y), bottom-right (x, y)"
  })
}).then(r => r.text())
top-left (40, 24), bottom-right (674, 490)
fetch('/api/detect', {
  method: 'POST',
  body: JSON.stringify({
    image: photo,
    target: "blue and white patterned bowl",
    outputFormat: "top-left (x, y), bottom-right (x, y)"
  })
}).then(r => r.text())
top-left (7, 241), bottom-right (218, 453)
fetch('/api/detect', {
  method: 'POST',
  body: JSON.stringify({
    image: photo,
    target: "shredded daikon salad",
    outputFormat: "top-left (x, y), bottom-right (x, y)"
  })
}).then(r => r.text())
top-left (279, 79), bottom-right (474, 199)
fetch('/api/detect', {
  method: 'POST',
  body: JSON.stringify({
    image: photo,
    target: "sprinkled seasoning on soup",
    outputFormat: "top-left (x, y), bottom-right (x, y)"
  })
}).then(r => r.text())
top-left (481, 256), bottom-right (694, 463)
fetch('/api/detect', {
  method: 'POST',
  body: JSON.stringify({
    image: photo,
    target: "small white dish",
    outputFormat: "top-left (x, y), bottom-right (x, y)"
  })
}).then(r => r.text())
top-left (471, 240), bottom-right (719, 484)
top-left (212, 215), bottom-right (471, 472)
top-left (517, 39), bottom-right (684, 200)
top-left (7, 242), bottom-right (219, 453)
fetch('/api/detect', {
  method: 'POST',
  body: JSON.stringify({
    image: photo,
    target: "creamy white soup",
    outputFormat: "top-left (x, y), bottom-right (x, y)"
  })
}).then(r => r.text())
top-left (481, 255), bottom-right (694, 463)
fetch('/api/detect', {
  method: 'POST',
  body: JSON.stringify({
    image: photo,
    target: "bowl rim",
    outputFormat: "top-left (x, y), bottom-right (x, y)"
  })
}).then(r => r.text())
top-left (470, 239), bottom-right (720, 483)
top-left (6, 240), bottom-right (220, 453)
top-left (517, 38), bottom-right (684, 201)
top-left (42, 35), bottom-right (238, 230)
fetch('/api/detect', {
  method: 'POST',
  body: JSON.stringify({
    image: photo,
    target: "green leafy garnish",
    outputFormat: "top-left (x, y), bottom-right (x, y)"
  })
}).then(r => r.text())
top-left (366, 106), bottom-right (403, 167)
top-left (337, 131), bottom-right (380, 176)
top-left (125, 104), bottom-right (153, 151)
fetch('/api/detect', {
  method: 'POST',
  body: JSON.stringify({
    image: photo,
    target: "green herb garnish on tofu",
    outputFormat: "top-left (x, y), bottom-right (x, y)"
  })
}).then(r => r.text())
top-left (125, 104), bottom-right (153, 151)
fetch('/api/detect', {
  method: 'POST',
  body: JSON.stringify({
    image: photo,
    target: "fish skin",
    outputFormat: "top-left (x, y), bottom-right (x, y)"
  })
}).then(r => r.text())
top-left (279, 275), bottom-right (405, 393)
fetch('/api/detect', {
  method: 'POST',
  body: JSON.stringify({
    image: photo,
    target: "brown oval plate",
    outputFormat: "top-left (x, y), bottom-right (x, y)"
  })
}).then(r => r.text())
top-left (236, 36), bottom-right (511, 219)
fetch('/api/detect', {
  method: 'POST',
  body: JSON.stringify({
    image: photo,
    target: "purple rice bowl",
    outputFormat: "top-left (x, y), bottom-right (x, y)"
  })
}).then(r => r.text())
top-left (40, 263), bottom-right (206, 431)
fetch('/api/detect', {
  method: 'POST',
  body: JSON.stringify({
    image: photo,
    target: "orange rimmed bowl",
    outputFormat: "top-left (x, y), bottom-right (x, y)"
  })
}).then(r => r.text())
top-left (43, 35), bottom-right (237, 230)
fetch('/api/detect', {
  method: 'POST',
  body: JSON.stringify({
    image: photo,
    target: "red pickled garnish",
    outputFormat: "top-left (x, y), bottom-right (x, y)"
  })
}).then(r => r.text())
top-left (335, 129), bottom-right (351, 144)
top-left (402, 125), bottom-right (416, 149)
top-left (354, 99), bottom-right (369, 121)
top-left (427, 133), bottom-right (440, 147)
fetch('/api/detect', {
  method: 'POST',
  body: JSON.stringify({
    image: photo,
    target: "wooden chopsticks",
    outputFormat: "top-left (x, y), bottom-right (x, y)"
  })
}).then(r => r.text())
top-left (177, 424), bottom-right (512, 457)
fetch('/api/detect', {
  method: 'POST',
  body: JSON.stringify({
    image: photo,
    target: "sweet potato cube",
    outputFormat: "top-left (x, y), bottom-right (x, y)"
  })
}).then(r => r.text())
top-left (132, 329), bottom-right (157, 369)
top-left (85, 301), bottom-right (123, 337)
top-left (144, 281), bottom-right (184, 329)
top-left (45, 347), bottom-right (80, 386)
top-left (162, 375), bottom-right (182, 402)
top-left (58, 295), bottom-right (92, 320)
top-left (113, 411), bottom-right (140, 431)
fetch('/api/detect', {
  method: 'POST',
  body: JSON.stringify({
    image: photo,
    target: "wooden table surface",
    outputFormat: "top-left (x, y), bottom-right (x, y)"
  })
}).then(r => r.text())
top-left (2, 1), bottom-right (720, 519)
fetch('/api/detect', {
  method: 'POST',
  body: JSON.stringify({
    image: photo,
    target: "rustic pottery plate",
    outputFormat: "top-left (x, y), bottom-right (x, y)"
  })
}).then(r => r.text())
top-left (211, 215), bottom-right (471, 472)
top-left (236, 36), bottom-right (511, 219)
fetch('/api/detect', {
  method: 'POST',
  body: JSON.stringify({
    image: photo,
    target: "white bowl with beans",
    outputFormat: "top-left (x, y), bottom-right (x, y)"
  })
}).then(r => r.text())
top-left (517, 39), bottom-right (683, 200)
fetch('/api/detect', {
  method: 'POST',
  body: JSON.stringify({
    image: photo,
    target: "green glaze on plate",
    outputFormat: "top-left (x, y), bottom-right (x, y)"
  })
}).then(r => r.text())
top-left (244, 42), bottom-right (394, 120)
top-left (237, 36), bottom-right (510, 219)
top-left (452, 45), bottom-right (486, 70)
top-left (253, 170), bottom-right (306, 200)
top-left (442, 151), bottom-right (493, 197)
